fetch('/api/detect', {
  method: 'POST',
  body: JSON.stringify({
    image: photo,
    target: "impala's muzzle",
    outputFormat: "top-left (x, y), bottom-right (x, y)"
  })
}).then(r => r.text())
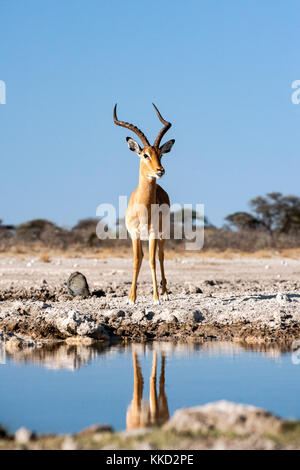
top-left (156, 168), bottom-right (165, 178)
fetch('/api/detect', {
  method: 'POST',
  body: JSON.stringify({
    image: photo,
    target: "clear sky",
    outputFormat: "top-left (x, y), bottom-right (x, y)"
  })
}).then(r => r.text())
top-left (1, 0), bottom-right (299, 228)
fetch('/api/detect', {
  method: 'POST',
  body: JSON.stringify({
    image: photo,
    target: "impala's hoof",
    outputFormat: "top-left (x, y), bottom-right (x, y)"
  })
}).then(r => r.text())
top-left (153, 299), bottom-right (160, 305)
top-left (127, 298), bottom-right (135, 305)
top-left (162, 294), bottom-right (169, 301)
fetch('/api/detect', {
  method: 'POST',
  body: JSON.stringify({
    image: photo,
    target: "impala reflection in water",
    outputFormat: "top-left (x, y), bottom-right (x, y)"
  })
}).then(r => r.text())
top-left (126, 350), bottom-right (169, 430)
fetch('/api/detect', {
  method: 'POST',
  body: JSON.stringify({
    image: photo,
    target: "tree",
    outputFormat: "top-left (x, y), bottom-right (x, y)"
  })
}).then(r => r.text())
top-left (17, 219), bottom-right (57, 240)
top-left (278, 195), bottom-right (300, 233)
top-left (225, 212), bottom-right (263, 230)
top-left (0, 219), bottom-right (15, 241)
top-left (170, 209), bottom-right (213, 228)
top-left (225, 192), bottom-right (300, 241)
top-left (71, 218), bottom-right (105, 246)
top-left (16, 219), bottom-right (66, 245)
top-left (250, 192), bottom-right (300, 233)
top-left (0, 219), bottom-right (15, 231)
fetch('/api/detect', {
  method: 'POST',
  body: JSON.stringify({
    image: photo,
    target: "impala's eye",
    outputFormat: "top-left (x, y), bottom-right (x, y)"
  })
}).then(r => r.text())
top-left (144, 154), bottom-right (150, 159)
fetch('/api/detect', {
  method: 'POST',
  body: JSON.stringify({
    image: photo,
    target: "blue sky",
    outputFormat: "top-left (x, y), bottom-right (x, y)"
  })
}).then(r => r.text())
top-left (1, 0), bottom-right (299, 228)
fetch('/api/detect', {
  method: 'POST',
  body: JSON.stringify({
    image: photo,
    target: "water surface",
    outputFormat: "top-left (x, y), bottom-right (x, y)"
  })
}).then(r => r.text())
top-left (0, 341), bottom-right (299, 434)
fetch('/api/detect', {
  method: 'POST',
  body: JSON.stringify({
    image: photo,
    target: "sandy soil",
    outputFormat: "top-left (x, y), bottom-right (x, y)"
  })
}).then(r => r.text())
top-left (0, 255), bottom-right (300, 345)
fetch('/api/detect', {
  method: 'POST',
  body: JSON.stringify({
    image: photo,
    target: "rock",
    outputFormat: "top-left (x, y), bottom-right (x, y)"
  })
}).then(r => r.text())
top-left (41, 302), bottom-right (52, 309)
top-left (167, 314), bottom-right (178, 323)
top-left (76, 424), bottom-right (113, 436)
top-left (276, 293), bottom-right (290, 305)
top-left (5, 337), bottom-right (23, 352)
top-left (52, 310), bottom-right (109, 340)
top-left (15, 427), bottom-right (36, 444)
top-left (184, 283), bottom-right (203, 294)
top-left (61, 435), bottom-right (78, 450)
top-left (155, 310), bottom-right (177, 323)
top-left (91, 289), bottom-right (106, 298)
top-left (192, 310), bottom-right (204, 322)
top-left (65, 336), bottom-right (96, 345)
top-left (174, 310), bottom-right (203, 323)
top-left (117, 310), bottom-right (126, 318)
top-left (67, 272), bottom-right (90, 297)
top-left (145, 311), bottom-right (155, 321)
top-left (1, 332), bottom-right (35, 353)
top-left (131, 312), bottom-right (145, 323)
top-left (189, 286), bottom-right (203, 294)
top-left (135, 442), bottom-right (155, 450)
top-left (77, 321), bottom-right (107, 340)
top-left (164, 400), bottom-right (283, 435)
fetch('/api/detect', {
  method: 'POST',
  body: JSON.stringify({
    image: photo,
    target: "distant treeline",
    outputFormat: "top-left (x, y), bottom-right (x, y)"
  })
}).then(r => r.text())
top-left (1, 192), bottom-right (300, 252)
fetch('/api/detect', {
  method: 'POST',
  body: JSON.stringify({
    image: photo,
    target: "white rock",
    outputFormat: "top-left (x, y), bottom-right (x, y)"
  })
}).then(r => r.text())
top-left (164, 400), bottom-right (282, 435)
top-left (276, 292), bottom-right (290, 305)
top-left (41, 302), bottom-right (52, 309)
top-left (15, 427), bottom-right (35, 444)
top-left (52, 310), bottom-right (109, 340)
top-left (61, 435), bottom-right (78, 450)
top-left (131, 311), bottom-right (145, 323)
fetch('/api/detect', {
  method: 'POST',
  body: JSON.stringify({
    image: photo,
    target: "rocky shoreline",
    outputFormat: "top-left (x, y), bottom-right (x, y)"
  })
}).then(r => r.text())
top-left (0, 256), bottom-right (299, 346)
top-left (1, 400), bottom-right (300, 450)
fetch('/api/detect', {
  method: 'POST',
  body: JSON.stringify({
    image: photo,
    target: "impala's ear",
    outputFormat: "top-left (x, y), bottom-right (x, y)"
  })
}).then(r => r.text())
top-left (160, 139), bottom-right (175, 155)
top-left (126, 137), bottom-right (142, 155)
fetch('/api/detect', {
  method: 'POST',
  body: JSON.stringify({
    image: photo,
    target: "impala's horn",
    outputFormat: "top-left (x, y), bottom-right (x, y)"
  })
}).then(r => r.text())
top-left (152, 103), bottom-right (172, 148)
top-left (113, 104), bottom-right (150, 147)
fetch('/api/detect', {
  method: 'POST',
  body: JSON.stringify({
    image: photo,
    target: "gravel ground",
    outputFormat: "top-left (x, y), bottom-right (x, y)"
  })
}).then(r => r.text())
top-left (0, 255), bottom-right (300, 345)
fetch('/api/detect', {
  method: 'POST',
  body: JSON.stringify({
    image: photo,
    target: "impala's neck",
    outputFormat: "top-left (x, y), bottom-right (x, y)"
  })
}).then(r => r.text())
top-left (137, 163), bottom-right (157, 203)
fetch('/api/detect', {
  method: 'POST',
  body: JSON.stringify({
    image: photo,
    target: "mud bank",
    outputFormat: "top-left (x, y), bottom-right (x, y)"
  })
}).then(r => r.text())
top-left (1, 400), bottom-right (300, 450)
top-left (0, 256), bottom-right (300, 345)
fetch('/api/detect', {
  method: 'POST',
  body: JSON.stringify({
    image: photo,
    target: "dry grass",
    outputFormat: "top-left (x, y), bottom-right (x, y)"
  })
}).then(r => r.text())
top-left (1, 244), bottom-right (300, 260)
top-left (39, 253), bottom-right (51, 263)
top-left (1, 422), bottom-right (300, 449)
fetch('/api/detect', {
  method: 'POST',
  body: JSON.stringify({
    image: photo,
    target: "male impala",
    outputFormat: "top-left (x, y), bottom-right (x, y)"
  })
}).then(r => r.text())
top-left (126, 350), bottom-right (169, 430)
top-left (114, 104), bottom-right (175, 304)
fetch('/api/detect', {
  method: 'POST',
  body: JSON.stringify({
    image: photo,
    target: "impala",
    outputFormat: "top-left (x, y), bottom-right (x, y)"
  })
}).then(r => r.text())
top-left (126, 350), bottom-right (169, 430)
top-left (114, 103), bottom-right (175, 304)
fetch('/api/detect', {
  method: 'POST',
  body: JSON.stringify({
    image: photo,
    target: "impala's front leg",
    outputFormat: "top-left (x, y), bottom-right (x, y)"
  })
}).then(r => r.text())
top-left (149, 350), bottom-right (158, 424)
top-left (158, 238), bottom-right (168, 299)
top-left (149, 235), bottom-right (159, 304)
top-left (129, 237), bottom-right (143, 304)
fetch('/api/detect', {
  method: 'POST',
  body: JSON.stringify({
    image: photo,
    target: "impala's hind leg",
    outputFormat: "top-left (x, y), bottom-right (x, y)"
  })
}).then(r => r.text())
top-left (149, 236), bottom-right (159, 304)
top-left (158, 239), bottom-right (168, 299)
top-left (128, 237), bottom-right (143, 304)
